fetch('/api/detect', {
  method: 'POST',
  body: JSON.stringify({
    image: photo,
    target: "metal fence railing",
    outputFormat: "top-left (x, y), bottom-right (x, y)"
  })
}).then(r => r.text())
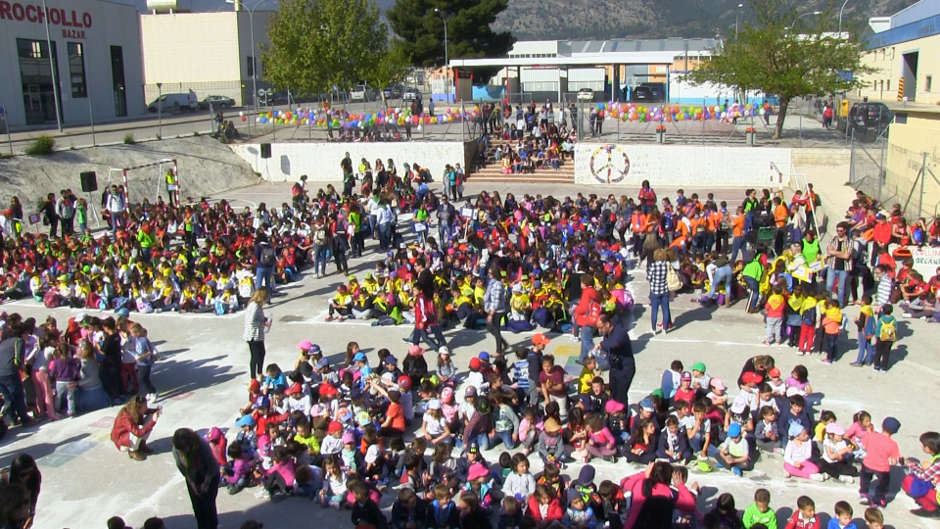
top-left (850, 127), bottom-right (940, 220)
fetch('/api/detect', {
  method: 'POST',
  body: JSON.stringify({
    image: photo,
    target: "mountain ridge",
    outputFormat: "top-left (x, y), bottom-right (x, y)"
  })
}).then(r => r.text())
top-left (113, 0), bottom-right (916, 41)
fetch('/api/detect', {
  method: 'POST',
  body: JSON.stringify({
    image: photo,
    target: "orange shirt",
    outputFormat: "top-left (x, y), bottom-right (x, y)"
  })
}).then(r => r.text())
top-left (732, 215), bottom-right (746, 237)
top-left (773, 204), bottom-right (789, 227)
top-left (387, 402), bottom-right (406, 431)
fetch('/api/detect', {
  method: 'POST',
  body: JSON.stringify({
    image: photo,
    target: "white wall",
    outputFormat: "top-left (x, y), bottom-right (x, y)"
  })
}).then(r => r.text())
top-left (231, 142), bottom-right (467, 183)
top-left (574, 144), bottom-right (792, 187)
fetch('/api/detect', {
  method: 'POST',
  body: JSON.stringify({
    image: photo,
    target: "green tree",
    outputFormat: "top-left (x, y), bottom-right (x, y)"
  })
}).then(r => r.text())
top-left (386, 0), bottom-right (514, 69)
top-left (685, 0), bottom-right (872, 139)
top-left (262, 0), bottom-right (394, 95)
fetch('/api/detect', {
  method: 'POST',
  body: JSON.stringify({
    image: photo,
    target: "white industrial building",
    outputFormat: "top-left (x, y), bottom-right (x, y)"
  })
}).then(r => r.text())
top-left (0, 0), bottom-right (145, 128)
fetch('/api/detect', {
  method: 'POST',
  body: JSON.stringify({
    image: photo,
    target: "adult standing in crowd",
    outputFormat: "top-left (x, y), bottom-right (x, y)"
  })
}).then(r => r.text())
top-left (595, 312), bottom-right (635, 409)
top-left (172, 428), bottom-right (220, 529)
top-left (483, 266), bottom-right (509, 356)
top-left (105, 185), bottom-right (127, 232)
top-left (39, 193), bottom-right (57, 238)
top-left (647, 249), bottom-right (673, 333)
top-left (243, 289), bottom-right (270, 380)
top-left (0, 321), bottom-right (30, 427)
top-left (55, 190), bottom-right (76, 237)
top-left (253, 234), bottom-right (276, 298)
top-left (7, 454), bottom-right (41, 524)
top-left (826, 222), bottom-right (854, 307)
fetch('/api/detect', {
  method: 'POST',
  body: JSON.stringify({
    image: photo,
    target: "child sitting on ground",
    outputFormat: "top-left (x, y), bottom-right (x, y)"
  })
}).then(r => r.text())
top-left (743, 488), bottom-right (777, 529)
top-left (783, 423), bottom-right (826, 482)
top-left (784, 495), bottom-right (820, 529)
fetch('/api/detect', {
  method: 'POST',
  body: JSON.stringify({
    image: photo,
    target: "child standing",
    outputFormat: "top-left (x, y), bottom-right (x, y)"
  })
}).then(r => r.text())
top-left (783, 423), bottom-right (826, 481)
top-left (763, 285), bottom-right (786, 345)
top-left (852, 295), bottom-right (876, 366)
top-left (798, 288), bottom-right (818, 355)
top-left (820, 299), bottom-right (842, 364)
top-left (858, 416), bottom-right (901, 507)
top-left (873, 303), bottom-right (897, 372)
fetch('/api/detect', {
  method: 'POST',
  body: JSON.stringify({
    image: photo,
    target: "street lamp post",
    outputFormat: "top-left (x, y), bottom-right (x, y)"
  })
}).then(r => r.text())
top-left (735, 3), bottom-right (743, 37)
top-left (433, 8), bottom-right (449, 101)
top-left (156, 82), bottom-right (163, 139)
top-left (226, 0), bottom-right (264, 114)
top-left (790, 10), bottom-right (823, 28)
top-left (40, 0), bottom-right (63, 131)
top-left (838, 0), bottom-right (851, 35)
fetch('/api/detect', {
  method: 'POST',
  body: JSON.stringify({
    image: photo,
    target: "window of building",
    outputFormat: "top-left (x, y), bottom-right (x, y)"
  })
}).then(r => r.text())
top-left (68, 42), bottom-right (87, 98)
top-left (887, 79), bottom-right (891, 91)
top-left (247, 56), bottom-right (254, 77)
top-left (926, 75), bottom-right (932, 92)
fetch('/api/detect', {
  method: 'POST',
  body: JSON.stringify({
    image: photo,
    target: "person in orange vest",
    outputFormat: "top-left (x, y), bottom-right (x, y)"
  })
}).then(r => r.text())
top-left (772, 196), bottom-right (790, 256)
top-left (630, 209), bottom-right (647, 257)
top-left (729, 205), bottom-right (748, 263)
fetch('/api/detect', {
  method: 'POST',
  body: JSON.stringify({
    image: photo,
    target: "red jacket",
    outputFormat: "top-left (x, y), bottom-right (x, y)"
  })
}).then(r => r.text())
top-left (784, 512), bottom-right (821, 529)
top-left (573, 286), bottom-right (601, 328)
top-left (414, 292), bottom-right (436, 330)
top-left (526, 494), bottom-right (563, 524)
top-left (111, 409), bottom-right (156, 449)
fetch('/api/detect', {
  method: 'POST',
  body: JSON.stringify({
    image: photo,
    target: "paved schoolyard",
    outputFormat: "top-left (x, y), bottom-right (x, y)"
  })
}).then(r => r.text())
top-left (1, 181), bottom-right (936, 529)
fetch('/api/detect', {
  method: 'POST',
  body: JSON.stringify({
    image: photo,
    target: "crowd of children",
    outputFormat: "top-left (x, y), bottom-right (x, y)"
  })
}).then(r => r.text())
top-left (203, 329), bottom-right (938, 528)
top-left (0, 310), bottom-right (161, 429)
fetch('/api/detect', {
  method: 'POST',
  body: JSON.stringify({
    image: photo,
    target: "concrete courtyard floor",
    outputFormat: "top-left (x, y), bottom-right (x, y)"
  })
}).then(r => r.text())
top-left (1, 181), bottom-right (937, 529)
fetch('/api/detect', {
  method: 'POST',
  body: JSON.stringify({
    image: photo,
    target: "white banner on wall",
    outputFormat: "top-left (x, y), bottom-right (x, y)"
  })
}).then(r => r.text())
top-left (574, 143), bottom-right (793, 188)
top-left (911, 246), bottom-right (940, 279)
top-left (231, 142), bottom-right (466, 183)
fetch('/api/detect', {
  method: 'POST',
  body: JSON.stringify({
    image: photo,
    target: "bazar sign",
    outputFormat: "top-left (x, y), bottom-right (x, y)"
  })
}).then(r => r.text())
top-left (0, 2), bottom-right (93, 38)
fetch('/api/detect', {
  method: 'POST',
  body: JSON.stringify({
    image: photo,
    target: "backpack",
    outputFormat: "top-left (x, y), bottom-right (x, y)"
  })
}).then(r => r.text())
top-left (43, 289), bottom-right (61, 308)
top-left (291, 182), bottom-right (303, 197)
top-left (878, 318), bottom-right (896, 342)
top-left (314, 227), bottom-right (328, 246)
top-left (260, 245), bottom-right (277, 267)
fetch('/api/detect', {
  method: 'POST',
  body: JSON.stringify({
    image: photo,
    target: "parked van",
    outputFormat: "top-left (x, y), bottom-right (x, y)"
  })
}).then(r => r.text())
top-left (148, 91), bottom-right (198, 113)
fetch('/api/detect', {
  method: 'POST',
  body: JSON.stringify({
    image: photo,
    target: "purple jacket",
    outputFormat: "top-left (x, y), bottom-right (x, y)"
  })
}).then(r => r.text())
top-left (51, 356), bottom-right (81, 382)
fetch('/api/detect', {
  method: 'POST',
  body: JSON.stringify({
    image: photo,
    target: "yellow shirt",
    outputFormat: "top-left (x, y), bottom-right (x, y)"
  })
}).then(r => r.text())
top-left (578, 369), bottom-right (595, 394)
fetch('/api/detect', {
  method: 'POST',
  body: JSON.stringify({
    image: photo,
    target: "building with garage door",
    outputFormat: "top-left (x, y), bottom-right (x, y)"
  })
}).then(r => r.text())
top-left (0, 0), bottom-right (145, 128)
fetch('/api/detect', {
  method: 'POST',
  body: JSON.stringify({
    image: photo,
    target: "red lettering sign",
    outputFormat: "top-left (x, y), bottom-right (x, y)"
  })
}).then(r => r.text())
top-left (0, 1), bottom-right (92, 28)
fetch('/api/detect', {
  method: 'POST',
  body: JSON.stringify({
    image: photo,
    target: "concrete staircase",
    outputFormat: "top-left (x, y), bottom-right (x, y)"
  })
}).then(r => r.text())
top-left (468, 138), bottom-right (576, 184)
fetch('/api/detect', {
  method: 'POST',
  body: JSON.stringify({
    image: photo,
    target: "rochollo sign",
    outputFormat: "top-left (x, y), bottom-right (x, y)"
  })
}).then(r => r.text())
top-left (0, 1), bottom-right (93, 38)
top-left (588, 144), bottom-right (630, 184)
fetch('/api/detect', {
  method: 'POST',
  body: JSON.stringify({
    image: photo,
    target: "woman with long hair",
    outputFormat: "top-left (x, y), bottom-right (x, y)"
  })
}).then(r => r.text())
top-left (620, 461), bottom-right (697, 529)
top-left (110, 394), bottom-right (161, 460)
top-left (242, 289), bottom-right (270, 380)
top-left (647, 249), bottom-right (673, 334)
top-left (172, 428), bottom-right (220, 529)
top-left (8, 454), bottom-right (41, 523)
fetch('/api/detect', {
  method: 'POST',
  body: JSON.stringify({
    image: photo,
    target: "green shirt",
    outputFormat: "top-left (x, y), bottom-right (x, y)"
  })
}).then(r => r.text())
top-left (743, 503), bottom-right (777, 529)
top-left (802, 237), bottom-right (820, 263)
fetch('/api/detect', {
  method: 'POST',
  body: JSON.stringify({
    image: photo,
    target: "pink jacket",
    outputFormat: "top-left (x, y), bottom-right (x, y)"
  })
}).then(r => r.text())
top-left (619, 471), bottom-right (696, 529)
top-left (589, 427), bottom-right (616, 448)
top-left (266, 460), bottom-right (296, 486)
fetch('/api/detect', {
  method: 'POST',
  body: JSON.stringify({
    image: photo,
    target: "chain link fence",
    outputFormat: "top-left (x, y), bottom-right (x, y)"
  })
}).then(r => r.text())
top-left (849, 125), bottom-right (940, 221)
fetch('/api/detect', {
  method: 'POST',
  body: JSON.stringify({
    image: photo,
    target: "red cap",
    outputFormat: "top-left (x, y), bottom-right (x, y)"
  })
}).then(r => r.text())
top-left (327, 420), bottom-right (343, 434)
top-left (469, 357), bottom-right (482, 371)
